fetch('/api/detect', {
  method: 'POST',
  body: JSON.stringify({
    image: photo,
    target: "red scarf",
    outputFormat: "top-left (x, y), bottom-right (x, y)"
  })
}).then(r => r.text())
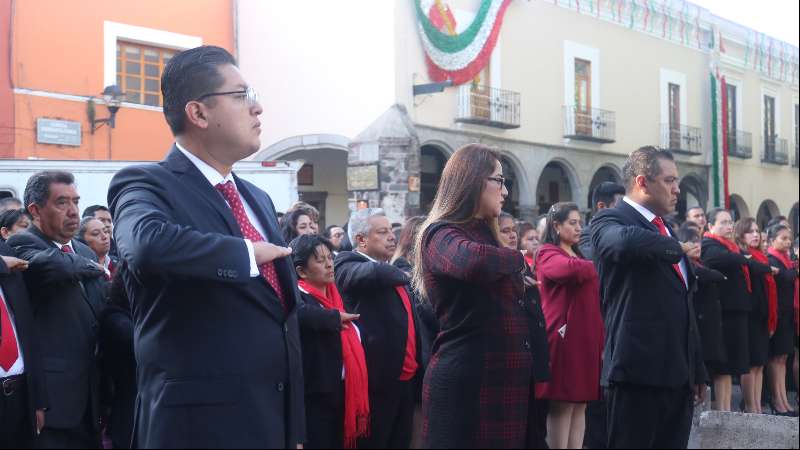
top-left (768, 248), bottom-right (800, 335)
top-left (298, 280), bottom-right (369, 448)
top-left (705, 232), bottom-right (752, 293)
top-left (749, 247), bottom-right (778, 334)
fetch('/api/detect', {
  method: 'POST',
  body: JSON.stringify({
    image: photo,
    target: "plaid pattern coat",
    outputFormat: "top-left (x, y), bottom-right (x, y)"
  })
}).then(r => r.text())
top-left (420, 221), bottom-right (537, 449)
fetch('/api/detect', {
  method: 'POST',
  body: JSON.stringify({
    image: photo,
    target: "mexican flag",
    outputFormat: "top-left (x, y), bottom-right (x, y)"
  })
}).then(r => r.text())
top-left (710, 71), bottom-right (730, 209)
top-left (415, 0), bottom-right (513, 85)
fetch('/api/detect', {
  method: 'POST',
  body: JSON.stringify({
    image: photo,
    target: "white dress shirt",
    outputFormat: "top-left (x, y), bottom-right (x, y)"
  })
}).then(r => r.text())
top-left (623, 196), bottom-right (689, 288)
top-left (176, 142), bottom-right (264, 277)
top-left (53, 240), bottom-right (75, 252)
top-left (0, 286), bottom-right (25, 377)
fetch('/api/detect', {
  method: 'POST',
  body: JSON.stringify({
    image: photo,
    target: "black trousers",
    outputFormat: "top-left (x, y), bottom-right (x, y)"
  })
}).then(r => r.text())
top-left (358, 379), bottom-right (415, 449)
top-left (305, 381), bottom-right (345, 449)
top-left (584, 397), bottom-right (607, 449)
top-left (0, 377), bottom-right (34, 449)
top-left (606, 384), bottom-right (693, 449)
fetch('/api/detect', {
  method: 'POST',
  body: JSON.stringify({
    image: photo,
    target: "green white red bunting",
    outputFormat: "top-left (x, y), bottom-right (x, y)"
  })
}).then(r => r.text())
top-left (709, 70), bottom-right (730, 209)
top-left (416, 0), bottom-right (513, 85)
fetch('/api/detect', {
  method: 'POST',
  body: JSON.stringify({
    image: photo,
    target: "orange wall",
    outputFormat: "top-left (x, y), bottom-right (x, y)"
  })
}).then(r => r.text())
top-left (9, 0), bottom-right (234, 160)
top-left (0, 0), bottom-right (13, 158)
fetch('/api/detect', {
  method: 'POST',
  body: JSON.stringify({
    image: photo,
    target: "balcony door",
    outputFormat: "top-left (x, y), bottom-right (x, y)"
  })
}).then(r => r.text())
top-left (764, 95), bottom-right (776, 159)
top-left (668, 83), bottom-right (681, 149)
top-left (470, 63), bottom-right (491, 120)
top-left (575, 59), bottom-right (592, 135)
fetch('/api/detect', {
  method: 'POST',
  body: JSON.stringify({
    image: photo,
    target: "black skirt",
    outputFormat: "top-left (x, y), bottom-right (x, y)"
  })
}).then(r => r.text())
top-left (748, 311), bottom-right (770, 367)
top-left (769, 310), bottom-right (795, 357)
top-left (713, 311), bottom-right (749, 376)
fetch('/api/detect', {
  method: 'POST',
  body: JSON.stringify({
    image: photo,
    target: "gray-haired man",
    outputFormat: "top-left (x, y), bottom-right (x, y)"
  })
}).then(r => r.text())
top-left (334, 208), bottom-right (421, 449)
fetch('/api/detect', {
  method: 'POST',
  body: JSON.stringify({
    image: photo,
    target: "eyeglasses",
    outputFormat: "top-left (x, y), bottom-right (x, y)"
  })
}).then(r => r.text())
top-left (487, 176), bottom-right (507, 187)
top-left (195, 86), bottom-right (259, 106)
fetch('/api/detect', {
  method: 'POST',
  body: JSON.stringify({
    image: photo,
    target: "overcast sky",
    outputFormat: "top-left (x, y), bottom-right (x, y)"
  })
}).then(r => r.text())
top-left (690, 0), bottom-right (799, 47)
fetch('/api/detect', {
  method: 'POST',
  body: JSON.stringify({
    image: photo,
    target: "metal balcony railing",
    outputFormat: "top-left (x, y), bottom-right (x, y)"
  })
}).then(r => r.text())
top-left (455, 84), bottom-right (520, 129)
top-left (661, 123), bottom-right (703, 155)
top-left (762, 135), bottom-right (789, 165)
top-left (727, 130), bottom-right (753, 159)
top-left (563, 106), bottom-right (616, 143)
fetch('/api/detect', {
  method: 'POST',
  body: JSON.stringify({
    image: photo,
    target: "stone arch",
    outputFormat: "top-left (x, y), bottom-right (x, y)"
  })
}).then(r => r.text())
top-left (728, 194), bottom-right (750, 222)
top-left (756, 200), bottom-right (781, 231)
top-left (535, 158), bottom-right (582, 217)
top-left (587, 164), bottom-right (623, 210)
top-left (420, 143), bottom-right (451, 213)
top-left (499, 151), bottom-right (535, 221)
top-left (253, 133), bottom-right (350, 161)
top-left (677, 173), bottom-right (707, 221)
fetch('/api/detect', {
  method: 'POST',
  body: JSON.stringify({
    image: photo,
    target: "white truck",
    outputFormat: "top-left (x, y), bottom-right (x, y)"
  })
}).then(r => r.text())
top-left (0, 159), bottom-right (301, 212)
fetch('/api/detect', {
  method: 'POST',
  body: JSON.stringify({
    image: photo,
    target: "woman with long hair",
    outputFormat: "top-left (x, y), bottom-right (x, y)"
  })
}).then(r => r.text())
top-left (282, 208), bottom-right (315, 242)
top-left (734, 218), bottom-right (778, 414)
top-left (766, 224), bottom-right (799, 416)
top-left (534, 202), bottom-right (603, 449)
top-left (413, 144), bottom-right (540, 448)
top-left (701, 209), bottom-right (771, 411)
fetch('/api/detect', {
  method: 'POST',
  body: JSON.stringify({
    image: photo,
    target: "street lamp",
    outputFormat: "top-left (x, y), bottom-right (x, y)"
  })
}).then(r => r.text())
top-left (87, 85), bottom-right (125, 134)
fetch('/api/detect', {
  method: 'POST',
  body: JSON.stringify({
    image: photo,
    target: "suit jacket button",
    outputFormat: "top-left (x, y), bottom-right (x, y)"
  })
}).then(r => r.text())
top-left (230, 270), bottom-right (238, 278)
top-left (284, 324), bottom-right (289, 333)
top-left (217, 269), bottom-right (224, 277)
top-left (524, 340), bottom-right (531, 350)
top-left (276, 382), bottom-right (285, 392)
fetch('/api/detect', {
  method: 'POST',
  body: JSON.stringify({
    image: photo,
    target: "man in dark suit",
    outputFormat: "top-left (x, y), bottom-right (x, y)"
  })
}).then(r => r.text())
top-left (107, 45), bottom-right (305, 448)
top-left (7, 171), bottom-right (107, 448)
top-left (0, 244), bottom-right (48, 448)
top-left (591, 146), bottom-right (707, 449)
top-left (335, 208), bottom-right (421, 449)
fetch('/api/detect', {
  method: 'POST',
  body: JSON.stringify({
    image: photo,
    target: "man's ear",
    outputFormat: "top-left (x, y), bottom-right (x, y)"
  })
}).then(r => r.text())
top-left (634, 175), bottom-right (648, 192)
top-left (184, 101), bottom-right (209, 130)
top-left (26, 203), bottom-right (41, 221)
top-left (596, 201), bottom-right (607, 211)
top-left (0, 227), bottom-right (9, 240)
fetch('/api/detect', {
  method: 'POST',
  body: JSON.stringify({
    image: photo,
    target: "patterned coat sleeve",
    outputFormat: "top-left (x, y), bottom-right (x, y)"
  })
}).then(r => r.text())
top-left (423, 224), bottom-right (524, 283)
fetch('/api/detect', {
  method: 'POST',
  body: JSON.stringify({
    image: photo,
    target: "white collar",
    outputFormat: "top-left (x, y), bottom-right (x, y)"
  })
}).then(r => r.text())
top-left (175, 141), bottom-right (236, 188)
top-left (356, 250), bottom-right (379, 263)
top-left (623, 196), bottom-right (657, 223)
top-left (54, 240), bottom-right (74, 252)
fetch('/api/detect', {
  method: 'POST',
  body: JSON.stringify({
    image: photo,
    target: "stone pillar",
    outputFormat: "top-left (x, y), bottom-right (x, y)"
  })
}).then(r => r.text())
top-left (347, 104), bottom-right (421, 224)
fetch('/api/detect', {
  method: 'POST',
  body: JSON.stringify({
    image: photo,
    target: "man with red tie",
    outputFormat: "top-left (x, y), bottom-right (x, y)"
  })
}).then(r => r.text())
top-left (590, 147), bottom-right (708, 449)
top-left (0, 244), bottom-right (48, 448)
top-left (7, 171), bottom-right (107, 448)
top-left (108, 46), bottom-right (305, 448)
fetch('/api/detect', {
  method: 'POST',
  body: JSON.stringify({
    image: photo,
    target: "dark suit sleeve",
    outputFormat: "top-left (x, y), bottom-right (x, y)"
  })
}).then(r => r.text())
top-left (700, 241), bottom-right (749, 271)
top-left (591, 211), bottom-right (684, 264)
top-left (746, 258), bottom-right (772, 276)
top-left (335, 259), bottom-right (408, 292)
top-left (108, 167), bottom-right (251, 283)
top-left (7, 234), bottom-right (104, 284)
top-left (579, 226), bottom-right (594, 261)
top-left (694, 266), bottom-right (727, 283)
top-left (297, 298), bottom-right (341, 333)
top-left (771, 261), bottom-right (798, 283)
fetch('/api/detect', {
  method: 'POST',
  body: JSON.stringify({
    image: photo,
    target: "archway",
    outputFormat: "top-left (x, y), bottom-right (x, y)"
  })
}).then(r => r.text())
top-left (277, 148), bottom-right (349, 229)
top-left (535, 161), bottom-right (577, 215)
top-left (677, 174), bottom-right (707, 222)
top-left (789, 203), bottom-right (799, 236)
top-left (728, 194), bottom-right (750, 222)
top-left (500, 157), bottom-right (521, 217)
top-left (420, 144), bottom-right (450, 213)
top-left (756, 200), bottom-right (781, 231)
top-left (587, 165), bottom-right (622, 211)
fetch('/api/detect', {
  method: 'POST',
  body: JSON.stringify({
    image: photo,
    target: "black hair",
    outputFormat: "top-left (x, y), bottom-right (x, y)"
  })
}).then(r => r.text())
top-left (161, 45), bottom-right (237, 135)
top-left (282, 209), bottom-right (313, 243)
top-left (767, 224), bottom-right (791, 243)
top-left (82, 205), bottom-right (110, 218)
top-left (685, 205), bottom-right (705, 219)
top-left (0, 198), bottom-right (22, 210)
top-left (707, 208), bottom-right (730, 226)
top-left (677, 223), bottom-right (701, 244)
top-left (541, 202), bottom-right (584, 258)
top-left (289, 234), bottom-right (335, 270)
top-left (766, 216), bottom-right (788, 229)
top-left (323, 224), bottom-right (341, 239)
top-left (592, 182), bottom-right (625, 212)
top-left (622, 146), bottom-right (675, 190)
top-left (23, 171), bottom-right (75, 209)
top-left (0, 208), bottom-right (29, 232)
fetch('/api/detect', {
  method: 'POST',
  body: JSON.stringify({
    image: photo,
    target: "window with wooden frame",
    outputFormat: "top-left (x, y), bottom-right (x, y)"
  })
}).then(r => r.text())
top-left (116, 42), bottom-right (175, 107)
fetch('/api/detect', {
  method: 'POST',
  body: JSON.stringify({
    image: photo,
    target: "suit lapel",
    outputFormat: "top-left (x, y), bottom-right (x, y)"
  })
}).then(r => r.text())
top-left (162, 147), bottom-right (242, 238)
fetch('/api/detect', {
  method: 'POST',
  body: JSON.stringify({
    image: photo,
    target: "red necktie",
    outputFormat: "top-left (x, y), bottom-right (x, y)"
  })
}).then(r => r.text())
top-left (61, 245), bottom-right (73, 253)
top-left (215, 181), bottom-right (286, 310)
top-left (0, 293), bottom-right (19, 371)
top-left (652, 217), bottom-right (686, 287)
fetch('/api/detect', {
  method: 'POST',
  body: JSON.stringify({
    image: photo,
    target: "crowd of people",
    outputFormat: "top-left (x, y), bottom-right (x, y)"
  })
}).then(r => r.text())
top-left (0, 45), bottom-right (798, 450)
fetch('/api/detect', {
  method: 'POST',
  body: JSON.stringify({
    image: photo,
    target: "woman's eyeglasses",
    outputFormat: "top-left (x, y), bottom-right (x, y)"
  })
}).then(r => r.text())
top-left (487, 176), bottom-right (507, 187)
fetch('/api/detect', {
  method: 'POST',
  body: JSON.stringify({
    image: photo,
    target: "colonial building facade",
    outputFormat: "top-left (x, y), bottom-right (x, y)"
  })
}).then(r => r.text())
top-left (241, 0), bottom-right (799, 230)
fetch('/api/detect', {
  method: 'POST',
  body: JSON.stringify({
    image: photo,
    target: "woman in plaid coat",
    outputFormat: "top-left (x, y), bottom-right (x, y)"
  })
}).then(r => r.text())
top-left (413, 144), bottom-right (541, 449)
